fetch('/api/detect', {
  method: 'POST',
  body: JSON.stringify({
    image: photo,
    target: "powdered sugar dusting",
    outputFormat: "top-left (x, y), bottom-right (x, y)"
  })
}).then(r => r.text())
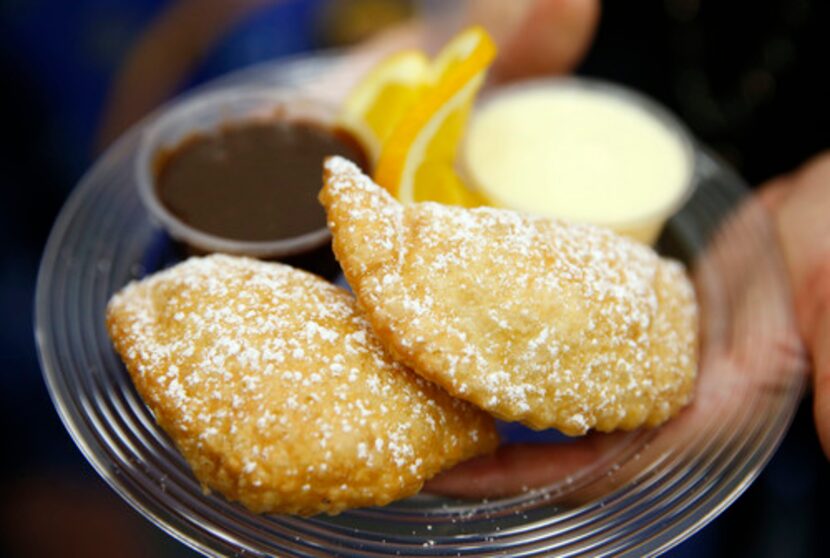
top-left (106, 254), bottom-right (497, 514)
top-left (322, 157), bottom-right (698, 435)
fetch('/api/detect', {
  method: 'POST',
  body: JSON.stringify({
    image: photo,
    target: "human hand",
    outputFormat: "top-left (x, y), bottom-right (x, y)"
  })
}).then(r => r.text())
top-left (423, 1), bottom-right (827, 501)
top-left (425, 188), bottom-right (809, 499)
top-left (759, 152), bottom-right (830, 457)
top-left (308, 0), bottom-right (600, 103)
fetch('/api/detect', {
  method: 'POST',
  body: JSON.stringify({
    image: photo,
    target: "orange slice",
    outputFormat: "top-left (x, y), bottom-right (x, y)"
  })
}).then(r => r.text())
top-left (373, 26), bottom-right (496, 206)
top-left (338, 50), bottom-right (429, 165)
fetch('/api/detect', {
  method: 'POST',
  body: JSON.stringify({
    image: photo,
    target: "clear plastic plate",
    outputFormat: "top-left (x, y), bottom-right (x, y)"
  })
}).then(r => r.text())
top-left (35, 54), bottom-right (808, 557)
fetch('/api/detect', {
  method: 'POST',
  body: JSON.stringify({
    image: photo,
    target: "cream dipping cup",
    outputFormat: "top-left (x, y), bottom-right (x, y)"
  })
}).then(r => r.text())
top-left (461, 78), bottom-right (696, 244)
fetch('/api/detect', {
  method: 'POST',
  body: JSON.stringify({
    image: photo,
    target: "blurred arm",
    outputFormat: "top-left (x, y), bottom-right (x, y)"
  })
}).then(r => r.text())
top-left (96, 0), bottom-right (280, 151)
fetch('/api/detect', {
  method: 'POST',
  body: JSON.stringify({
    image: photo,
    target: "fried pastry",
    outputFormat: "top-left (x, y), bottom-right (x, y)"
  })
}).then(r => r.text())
top-left (106, 255), bottom-right (497, 515)
top-left (320, 157), bottom-right (698, 435)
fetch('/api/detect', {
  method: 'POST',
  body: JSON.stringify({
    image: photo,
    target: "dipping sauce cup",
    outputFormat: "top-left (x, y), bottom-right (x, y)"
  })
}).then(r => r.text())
top-left (461, 78), bottom-right (697, 245)
top-left (136, 88), bottom-right (367, 259)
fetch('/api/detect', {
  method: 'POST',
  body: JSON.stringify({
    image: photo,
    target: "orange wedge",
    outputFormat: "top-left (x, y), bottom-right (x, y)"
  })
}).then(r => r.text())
top-left (338, 50), bottom-right (429, 165)
top-left (374, 26), bottom-right (496, 206)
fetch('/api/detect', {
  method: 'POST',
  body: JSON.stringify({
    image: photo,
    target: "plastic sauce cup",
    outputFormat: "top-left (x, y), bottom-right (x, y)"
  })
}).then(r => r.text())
top-left (461, 78), bottom-right (697, 245)
top-left (135, 88), bottom-right (344, 259)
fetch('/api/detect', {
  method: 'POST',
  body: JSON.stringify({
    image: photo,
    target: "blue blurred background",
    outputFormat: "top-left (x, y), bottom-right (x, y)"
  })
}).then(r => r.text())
top-left (1, 0), bottom-right (827, 556)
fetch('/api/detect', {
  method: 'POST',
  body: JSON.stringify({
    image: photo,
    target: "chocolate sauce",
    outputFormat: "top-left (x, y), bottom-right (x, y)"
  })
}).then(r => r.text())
top-left (154, 119), bottom-right (367, 242)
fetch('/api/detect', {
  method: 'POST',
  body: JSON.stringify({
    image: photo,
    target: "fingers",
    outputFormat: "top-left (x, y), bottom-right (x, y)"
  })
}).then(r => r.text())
top-left (756, 151), bottom-right (830, 459)
top-left (814, 312), bottom-right (830, 459)
top-left (490, 0), bottom-right (601, 82)
top-left (761, 152), bottom-right (830, 339)
top-left (424, 434), bottom-right (621, 499)
top-left (310, 0), bottom-right (601, 105)
top-left (807, 256), bottom-right (830, 460)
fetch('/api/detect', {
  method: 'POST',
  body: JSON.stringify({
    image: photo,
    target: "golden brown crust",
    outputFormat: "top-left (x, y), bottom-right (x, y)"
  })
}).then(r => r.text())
top-left (321, 157), bottom-right (698, 435)
top-left (106, 255), bottom-right (497, 515)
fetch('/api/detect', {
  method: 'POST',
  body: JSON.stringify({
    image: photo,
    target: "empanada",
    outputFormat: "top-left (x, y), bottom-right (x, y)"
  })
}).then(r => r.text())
top-left (107, 255), bottom-right (497, 515)
top-left (321, 157), bottom-right (697, 435)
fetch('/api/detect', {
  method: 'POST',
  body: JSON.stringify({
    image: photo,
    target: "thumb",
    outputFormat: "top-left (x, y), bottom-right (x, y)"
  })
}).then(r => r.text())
top-left (490, 0), bottom-right (601, 83)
